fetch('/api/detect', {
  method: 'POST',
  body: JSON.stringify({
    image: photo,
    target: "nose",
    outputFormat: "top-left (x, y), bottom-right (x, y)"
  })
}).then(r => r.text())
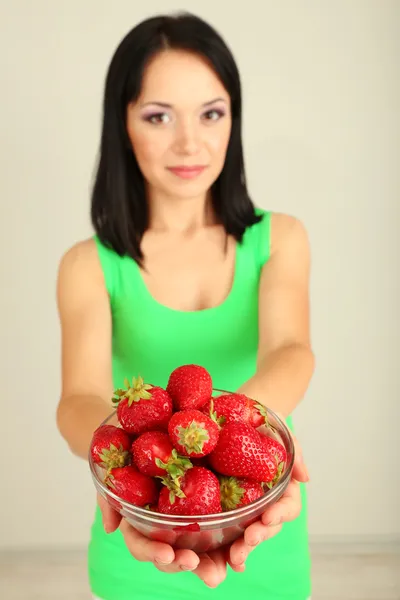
top-left (173, 119), bottom-right (201, 155)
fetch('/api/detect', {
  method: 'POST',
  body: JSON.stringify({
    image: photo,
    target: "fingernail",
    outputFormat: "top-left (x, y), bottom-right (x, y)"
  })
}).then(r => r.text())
top-left (232, 552), bottom-right (245, 565)
top-left (267, 517), bottom-right (281, 527)
top-left (155, 557), bottom-right (173, 566)
top-left (248, 536), bottom-right (260, 547)
top-left (180, 564), bottom-right (196, 571)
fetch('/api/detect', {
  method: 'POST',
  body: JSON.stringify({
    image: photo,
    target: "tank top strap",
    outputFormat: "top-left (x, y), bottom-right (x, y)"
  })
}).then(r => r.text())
top-left (241, 208), bottom-right (272, 270)
top-left (93, 234), bottom-right (122, 306)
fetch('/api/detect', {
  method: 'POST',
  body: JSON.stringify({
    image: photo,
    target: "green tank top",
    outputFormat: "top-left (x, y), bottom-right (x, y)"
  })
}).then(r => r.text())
top-left (88, 208), bottom-right (311, 600)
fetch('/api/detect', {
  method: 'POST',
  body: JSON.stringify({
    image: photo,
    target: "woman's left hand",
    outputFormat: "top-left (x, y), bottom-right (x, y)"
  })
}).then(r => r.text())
top-left (192, 434), bottom-right (310, 586)
top-left (228, 433), bottom-right (309, 572)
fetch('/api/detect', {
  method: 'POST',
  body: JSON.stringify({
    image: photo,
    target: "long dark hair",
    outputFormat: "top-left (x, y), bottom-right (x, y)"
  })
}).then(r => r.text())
top-left (91, 11), bottom-right (262, 265)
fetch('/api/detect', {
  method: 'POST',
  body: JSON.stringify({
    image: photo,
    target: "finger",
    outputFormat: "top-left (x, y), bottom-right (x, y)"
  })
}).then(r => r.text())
top-left (97, 494), bottom-right (121, 533)
top-left (120, 520), bottom-right (175, 565)
top-left (193, 550), bottom-right (227, 588)
top-left (261, 479), bottom-right (301, 526)
top-left (223, 544), bottom-right (245, 573)
top-left (228, 535), bottom-right (248, 568)
top-left (228, 524), bottom-right (282, 570)
top-left (244, 520), bottom-right (283, 547)
top-left (208, 549), bottom-right (228, 581)
top-left (153, 548), bottom-right (200, 573)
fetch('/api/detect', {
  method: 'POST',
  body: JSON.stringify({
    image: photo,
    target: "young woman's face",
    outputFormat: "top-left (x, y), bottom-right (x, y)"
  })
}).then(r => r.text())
top-left (126, 50), bottom-right (232, 201)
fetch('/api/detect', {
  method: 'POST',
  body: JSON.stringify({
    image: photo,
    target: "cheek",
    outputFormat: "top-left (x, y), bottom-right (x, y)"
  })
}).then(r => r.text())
top-left (127, 123), bottom-right (170, 176)
top-left (207, 126), bottom-right (231, 162)
top-left (131, 133), bottom-right (162, 170)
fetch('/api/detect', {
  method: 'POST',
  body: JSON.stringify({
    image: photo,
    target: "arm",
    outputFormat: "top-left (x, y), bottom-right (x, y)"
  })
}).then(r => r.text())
top-left (226, 215), bottom-right (313, 572)
top-left (56, 240), bottom-right (219, 582)
top-left (56, 239), bottom-right (114, 460)
top-left (238, 213), bottom-right (315, 418)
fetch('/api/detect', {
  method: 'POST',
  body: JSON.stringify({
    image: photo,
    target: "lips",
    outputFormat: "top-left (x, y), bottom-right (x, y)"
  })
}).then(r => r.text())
top-left (167, 166), bottom-right (206, 179)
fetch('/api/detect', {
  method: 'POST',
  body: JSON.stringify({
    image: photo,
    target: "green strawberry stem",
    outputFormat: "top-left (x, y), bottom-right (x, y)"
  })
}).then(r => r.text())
top-left (177, 420), bottom-right (210, 454)
top-left (208, 399), bottom-right (225, 427)
top-left (158, 474), bottom-right (186, 504)
top-left (219, 476), bottom-right (245, 511)
top-left (265, 460), bottom-right (285, 489)
top-left (112, 375), bottom-right (153, 407)
top-left (99, 443), bottom-right (129, 470)
top-left (104, 472), bottom-right (115, 489)
top-left (255, 401), bottom-right (270, 427)
top-left (155, 449), bottom-right (193, 479)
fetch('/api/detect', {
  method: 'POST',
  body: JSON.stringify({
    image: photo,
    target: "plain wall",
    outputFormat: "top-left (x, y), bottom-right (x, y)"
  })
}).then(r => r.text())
top-left (1, 0), bottom-right (399, 549)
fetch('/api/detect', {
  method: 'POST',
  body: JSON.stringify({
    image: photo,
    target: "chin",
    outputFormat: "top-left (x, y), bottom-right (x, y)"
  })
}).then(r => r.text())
top-left (170, 191), bottom-right (209, 202)
top-left (157, 182), bottom-right (209, 201)
top-left (163, 174), bottom-right (220, 199)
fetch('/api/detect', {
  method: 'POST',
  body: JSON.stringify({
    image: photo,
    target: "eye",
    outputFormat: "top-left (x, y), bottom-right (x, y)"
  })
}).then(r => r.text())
top-left (144, 113), bottom-right (171, 125)
top-left (202, 109), bottom-right (225, 122)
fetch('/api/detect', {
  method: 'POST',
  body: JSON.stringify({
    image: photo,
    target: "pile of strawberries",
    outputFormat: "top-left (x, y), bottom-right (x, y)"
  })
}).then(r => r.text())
top-left (90, 365), bottom-right (287, 516)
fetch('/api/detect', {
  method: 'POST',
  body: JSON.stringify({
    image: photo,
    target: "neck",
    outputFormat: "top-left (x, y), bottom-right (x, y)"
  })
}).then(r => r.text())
top-left (147, 188), bottom-right (217, 233)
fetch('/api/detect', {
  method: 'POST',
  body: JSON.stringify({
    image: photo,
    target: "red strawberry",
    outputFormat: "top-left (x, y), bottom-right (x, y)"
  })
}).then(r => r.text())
top-left (105, 465), bottom-right (158, 507)
top-left (262, 435), bottom-right (287, 467)
top-left (261, 435), bottom-right (287, 489)
top-left (158, 467), bottom-right (222, 515)
top-left (168, 409), bottom-right (219, 458)
top-left (202, 394), bottom-right (268, 428)
top-left (90, 424), bottom-right (131, 470)
top-left (166, 364), bottom-right (212, 410)
top-left (112, 376), bottom-right (173, 435)
top-left (219, 476), bottom-right (264, 511)
top-left (208, 422), bottom-right (278, 482)
top-left (132, 431), bottom-right (192, 478)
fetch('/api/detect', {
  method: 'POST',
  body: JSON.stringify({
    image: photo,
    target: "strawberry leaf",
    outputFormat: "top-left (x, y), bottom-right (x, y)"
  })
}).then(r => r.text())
top-left (177, 421), bottom-right (209, 454)
top-left (155, 458), bottom-right (169, 470)
top-left (220, 476), bottom-right (245, 511)
top-left (264, 461), bottom-right (285, 489)
top-left (255, 402), bottom-right (269, 426)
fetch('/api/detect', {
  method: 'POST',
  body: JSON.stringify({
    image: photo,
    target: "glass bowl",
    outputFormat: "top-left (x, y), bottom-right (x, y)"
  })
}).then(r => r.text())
top-left (89, 389), bottom-right (295, 552)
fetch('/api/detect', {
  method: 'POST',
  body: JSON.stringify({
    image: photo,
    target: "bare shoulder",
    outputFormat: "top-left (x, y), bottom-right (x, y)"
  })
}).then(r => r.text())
top-left (57, 238), bottom-right (103, 283)
top-left (270, 212), bottom-right (310, 259)
top-left (58, 237), bottom-right (99, 271)
top-left (56, 238), bottom-right (106, 308)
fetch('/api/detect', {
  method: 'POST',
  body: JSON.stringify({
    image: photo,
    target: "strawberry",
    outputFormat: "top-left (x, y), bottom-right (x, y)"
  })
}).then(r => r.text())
top-left (90, 424), bottom-right (131, 470)
top-left (132, 431), bottom-right (192, 478)
top-left (105, 465), bottom-right (158, 507)
top-left (158, 467), bottom-right (222, 515)
top-left (112, 376), bottom-right (172, 435)
top-left (202, 394), bottom-right (268, 428)
top-left (261, 435), bottom-right (287, 489)
top-left (208, 422), bottom-right (278, 482)
top-left (219, 476), bottom-right (264, 511)
top-left (262, 435), bottom-right (287, 467)
top-left (166, 364), bottom-right (212, 410)
top-left (168, 409), bottom-right (219, 458)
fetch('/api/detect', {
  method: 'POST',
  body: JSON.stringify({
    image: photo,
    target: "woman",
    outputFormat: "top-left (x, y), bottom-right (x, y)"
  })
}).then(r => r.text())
top-left (56, 11), bottom-right (315, 600)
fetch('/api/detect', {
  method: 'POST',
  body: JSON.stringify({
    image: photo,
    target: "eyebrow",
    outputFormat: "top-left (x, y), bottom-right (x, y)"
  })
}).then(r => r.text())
top-left (140, 97), bottom-right (227, 109)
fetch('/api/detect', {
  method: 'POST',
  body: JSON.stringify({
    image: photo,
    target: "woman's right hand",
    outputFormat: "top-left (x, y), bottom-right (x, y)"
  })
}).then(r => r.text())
top-left (98, 495), bottom-right (227, 587)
